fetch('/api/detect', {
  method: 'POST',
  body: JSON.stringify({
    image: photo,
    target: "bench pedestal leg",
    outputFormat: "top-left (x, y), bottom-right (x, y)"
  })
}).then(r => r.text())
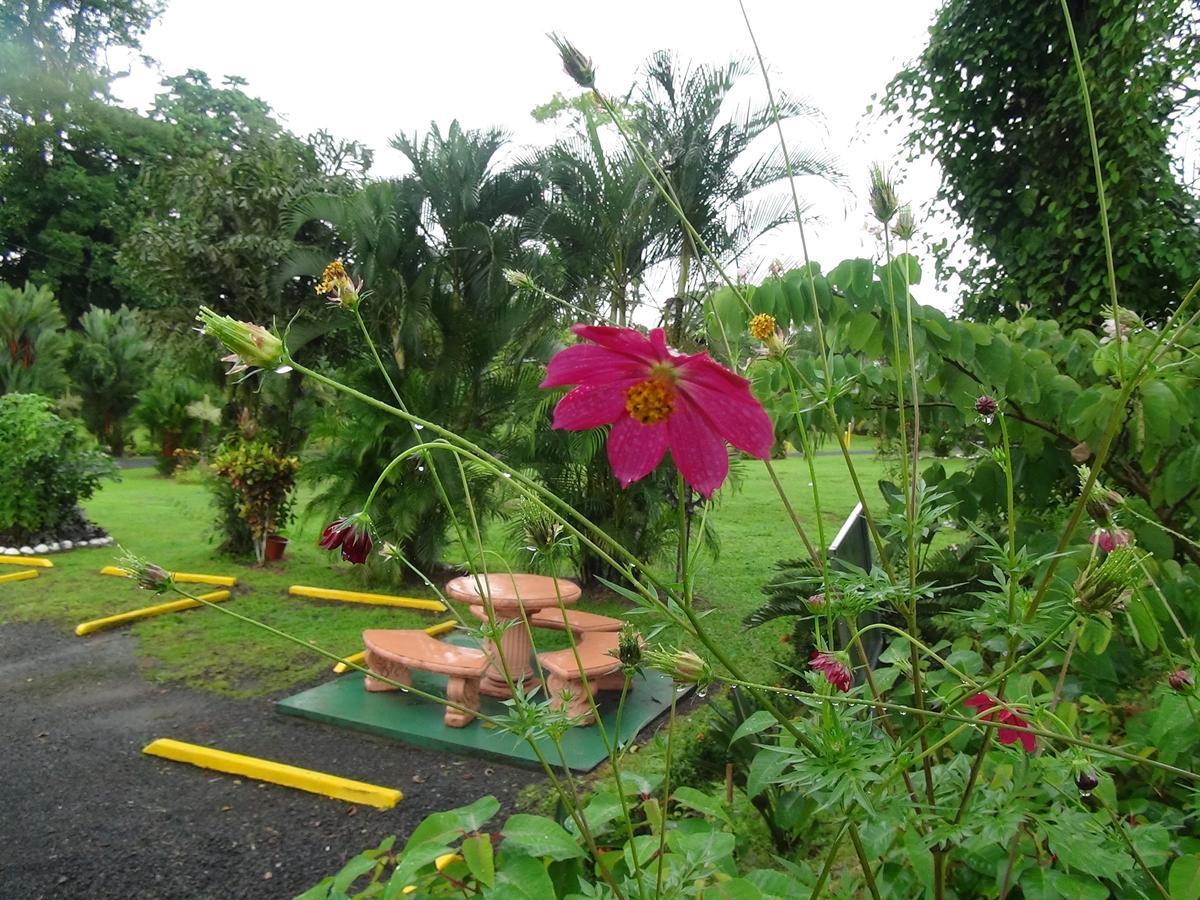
top-left (444, 676), bottom-right (480, 728)
top-left (363, 650), bottom-right (412, 692)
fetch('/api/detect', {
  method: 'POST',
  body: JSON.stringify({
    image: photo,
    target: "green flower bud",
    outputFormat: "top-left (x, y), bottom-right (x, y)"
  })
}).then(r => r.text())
top-left (196, 307), bottom-right (289, 375)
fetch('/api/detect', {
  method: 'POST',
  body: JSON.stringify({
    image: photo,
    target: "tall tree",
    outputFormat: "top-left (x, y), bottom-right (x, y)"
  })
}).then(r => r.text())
top-left (293, 123), bottom-right (558, 573)
top-left (632, 51), bottom-right (835, 341)
top-left (0, 0), bottom-right (169, 318)
top-left (526, 107), bottom-right (663, 326)
top-left (886, 0), bottom-right (1200, 326)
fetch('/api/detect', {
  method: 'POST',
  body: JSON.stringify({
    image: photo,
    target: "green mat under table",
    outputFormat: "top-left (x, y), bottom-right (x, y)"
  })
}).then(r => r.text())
top-left (276, 667), bottom-right (682, 773)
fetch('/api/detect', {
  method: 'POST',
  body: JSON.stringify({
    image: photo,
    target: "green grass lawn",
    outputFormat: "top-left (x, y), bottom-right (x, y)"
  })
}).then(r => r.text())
top-left (0, 454), bottom-right (922, 696)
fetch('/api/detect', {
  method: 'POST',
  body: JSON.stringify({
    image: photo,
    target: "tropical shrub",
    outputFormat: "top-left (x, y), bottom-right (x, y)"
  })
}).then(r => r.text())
top-left (210, 439), bottom-right (299, 564)
top-left (130, 375), bottom-right (208, 474)
top-left (0, 282), bottom-right (70, 396)
top-left (69, 305), bottom-right (152, 455)
top-left (0, 393), bottom-right (114, 540)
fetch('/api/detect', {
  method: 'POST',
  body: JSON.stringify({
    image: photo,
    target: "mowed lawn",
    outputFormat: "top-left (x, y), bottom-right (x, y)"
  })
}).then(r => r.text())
top-left (0, 453), bottom-right (918, 695)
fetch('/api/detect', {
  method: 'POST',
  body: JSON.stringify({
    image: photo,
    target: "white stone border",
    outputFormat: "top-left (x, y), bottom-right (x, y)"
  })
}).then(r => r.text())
top-left (0, 536), bottom-right (113, 556)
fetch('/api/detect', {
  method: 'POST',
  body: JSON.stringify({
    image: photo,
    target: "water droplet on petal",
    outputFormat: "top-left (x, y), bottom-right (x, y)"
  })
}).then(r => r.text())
top-left (697, 687), bottom-right (708, 699)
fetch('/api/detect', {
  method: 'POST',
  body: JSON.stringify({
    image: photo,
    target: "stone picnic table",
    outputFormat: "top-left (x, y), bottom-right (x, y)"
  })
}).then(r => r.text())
top-left (444, 573), bottom-right (582, 698)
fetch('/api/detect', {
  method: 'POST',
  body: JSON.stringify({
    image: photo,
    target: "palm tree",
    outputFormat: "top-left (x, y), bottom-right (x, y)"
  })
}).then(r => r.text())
top-left (632, 51), bottom-right (837, 342)
top-left (289, 123), bottom-right (559, 575)
top-left (525, 108), bottom-right (664, 326)
top-left (70, 305), bottom-right (151, 455)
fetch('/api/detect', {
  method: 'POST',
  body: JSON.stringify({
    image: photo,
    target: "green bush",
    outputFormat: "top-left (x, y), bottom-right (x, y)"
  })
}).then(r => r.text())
top-left (0, 393), bottom-right (115, 538)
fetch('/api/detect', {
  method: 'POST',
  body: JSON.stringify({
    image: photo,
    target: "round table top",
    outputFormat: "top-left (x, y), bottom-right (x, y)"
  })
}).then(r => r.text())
top-left (444, 573), bottom-right (581, 612)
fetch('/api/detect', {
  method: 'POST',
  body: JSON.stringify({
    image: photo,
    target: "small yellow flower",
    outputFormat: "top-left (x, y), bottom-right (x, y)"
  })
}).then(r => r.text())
top-left (749, 313), bottom-right (777, 343)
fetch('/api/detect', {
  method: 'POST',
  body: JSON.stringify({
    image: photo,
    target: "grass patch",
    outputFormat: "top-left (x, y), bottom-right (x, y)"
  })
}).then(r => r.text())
top-left (0, 454), bottom-right (957, 696)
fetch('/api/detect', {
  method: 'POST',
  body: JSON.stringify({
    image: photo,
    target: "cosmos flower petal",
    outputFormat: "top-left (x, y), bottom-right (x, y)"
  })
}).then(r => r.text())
top-left (607, 415), bottom-right (668, 488)
top-left (667, 397), bottom-right (730, 498)
top-left (542, 344), bottom-right (646, 388)
top-left (997, 711), bottom-right (1036, 752)
top-left (570, 324), bottom-right (655, 359)
top-left (647, 328), bottom-right (672, 361)
top-left (964, 693), bottom-right (995, 715)
top-left (679, 361), bottom-right (774, 459)
top-left (552, 382), bottom-right (638, 430)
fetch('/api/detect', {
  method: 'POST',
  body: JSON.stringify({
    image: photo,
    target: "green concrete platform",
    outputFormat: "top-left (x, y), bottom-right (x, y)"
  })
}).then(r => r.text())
top-left (276, 667), bottom-right (682, 773)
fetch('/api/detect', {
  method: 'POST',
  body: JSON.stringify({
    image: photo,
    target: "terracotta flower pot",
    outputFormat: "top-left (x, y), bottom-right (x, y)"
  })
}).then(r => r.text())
top-left (264, 534), bottom-right (289, 562)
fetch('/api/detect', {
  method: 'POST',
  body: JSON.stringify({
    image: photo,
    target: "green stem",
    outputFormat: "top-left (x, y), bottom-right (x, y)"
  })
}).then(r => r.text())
top-left (848, 823), bottom-right (883, 900)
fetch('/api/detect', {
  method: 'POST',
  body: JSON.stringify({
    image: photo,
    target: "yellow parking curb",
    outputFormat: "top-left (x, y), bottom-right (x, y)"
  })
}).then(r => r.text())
top-left (289, 584), bottom-right (445, 612)
top-left (331, 620), bottom-right (458, 673)
top-left (0, 569), bottom-right (38, 584)
top-left (75, 590), bottom-right (231, 636)
top-left (99, 565), bottom-right (237, 587)
top-left (143, 738), bottom-right (402, 809)
top-left (0, 556), bottom-right (52, 568)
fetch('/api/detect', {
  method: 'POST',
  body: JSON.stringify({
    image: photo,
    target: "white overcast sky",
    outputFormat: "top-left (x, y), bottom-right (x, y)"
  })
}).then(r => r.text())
top-left (111, 0), bottom-right (956, 312)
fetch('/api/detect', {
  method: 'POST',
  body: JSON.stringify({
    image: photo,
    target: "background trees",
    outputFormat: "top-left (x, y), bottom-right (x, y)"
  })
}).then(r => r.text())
top-left (886, 0), bottom-right (1200, 327)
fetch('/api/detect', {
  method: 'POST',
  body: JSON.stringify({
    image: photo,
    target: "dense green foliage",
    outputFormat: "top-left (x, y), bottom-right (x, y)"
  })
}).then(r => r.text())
top-left (885, 0), bottom-right (1200, 326)
top-left (0, 281), bottom-right (70, 394)
top-left (0, 392), bottom-right (113, 535)
top-left (69, 305), bottom-right (150, 454)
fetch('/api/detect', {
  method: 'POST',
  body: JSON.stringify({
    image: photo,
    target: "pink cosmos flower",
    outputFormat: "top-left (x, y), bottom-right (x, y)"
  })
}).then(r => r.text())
top-left (965, 692), bottom-right (1035, 753)
top-left (809, 651), bottom-right (852, 693)
top-left (1088, 527), bottom-right (1132, 554)
top-left (541, 325), bottom-right (773, 497)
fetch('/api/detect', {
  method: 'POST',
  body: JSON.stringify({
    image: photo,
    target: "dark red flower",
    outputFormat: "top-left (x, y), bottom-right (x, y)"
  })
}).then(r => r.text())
top-left (1075, 771), bottom-right (1099, 793)
top-left (810, 651), bottom-right (852, 692)
top-left (1168, 669), bottom-right (1194, 691)
top-left (1088, 527), bottom-right (1132, 554)
top-left (319, 515), bottom-right (373, 564)
top-left (974, 395), bottom-right (998, 418)
top-left (965, 692), bottom-right (1035, 753)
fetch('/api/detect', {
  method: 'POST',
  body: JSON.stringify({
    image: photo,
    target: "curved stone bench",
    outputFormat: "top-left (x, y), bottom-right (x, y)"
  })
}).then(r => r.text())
top-left (362, 629), bottom-right (489, 728)
top-left (536, 632), bottom-right (626, 725)
top-left (468, 604), bottom-right (623, 634)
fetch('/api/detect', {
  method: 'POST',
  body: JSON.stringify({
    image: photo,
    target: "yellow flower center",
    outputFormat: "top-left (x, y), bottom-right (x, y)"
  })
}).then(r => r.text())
top-left (625, 376), bottom-right (677, 425)
top-left (749, 313), bottom-right (777, 342)
top-left (316, 259), bottom-right (350, 295)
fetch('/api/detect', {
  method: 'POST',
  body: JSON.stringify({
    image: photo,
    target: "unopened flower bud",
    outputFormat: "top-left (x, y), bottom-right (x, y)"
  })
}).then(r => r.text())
top-left (196, 307), bottom-right (288, 376)
top-left (613, 624), bottom-right (643, 672)
top-left (1075, 771), bottom-right (1099, 793)
top-left (503, 269), bottom-right (535, 291)
top-left (549, 34), bottom-right (595, 89)
top-left (1168, 669), bottom-right (1194, 692)
top-left (974, 395), bottom-right (998, 421)
top-left (116, 551), bottom-right (174, 594)
top-left (1073, 547), bottom-right (1141, 616)
top-left (892, 205), bottom-right (916, 241)
top-left (644, 646), bottom-right (713, 690)
top-left (868, 163), bottom-right (899, 225)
